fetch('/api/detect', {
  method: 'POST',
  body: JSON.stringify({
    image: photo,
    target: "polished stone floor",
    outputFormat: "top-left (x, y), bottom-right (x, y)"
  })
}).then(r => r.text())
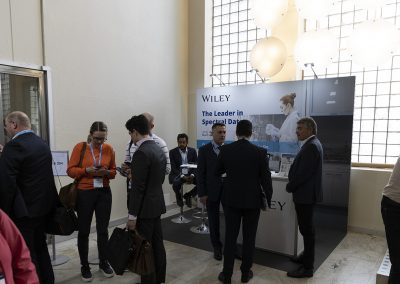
top-left (52, 214), bottom-right (387, 284)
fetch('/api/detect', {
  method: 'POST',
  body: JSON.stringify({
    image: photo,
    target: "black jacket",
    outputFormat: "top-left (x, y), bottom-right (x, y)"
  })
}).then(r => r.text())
top-left (286, 136), bottom-right (324, 204)
top-left (215, 139), bottom-right (273, 209)
top-left (168, 147), bottom-right (197, 184)
top-left (0, 132), bottom-right (57, 218)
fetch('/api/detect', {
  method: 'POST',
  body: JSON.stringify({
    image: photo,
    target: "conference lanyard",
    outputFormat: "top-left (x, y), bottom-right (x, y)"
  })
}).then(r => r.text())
top-left (89, 143), bottom-right (103, 168)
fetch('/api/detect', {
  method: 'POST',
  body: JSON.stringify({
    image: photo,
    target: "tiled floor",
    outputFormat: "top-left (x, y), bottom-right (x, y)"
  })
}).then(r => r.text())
top-left (52, 211), bottom-right (387, 284)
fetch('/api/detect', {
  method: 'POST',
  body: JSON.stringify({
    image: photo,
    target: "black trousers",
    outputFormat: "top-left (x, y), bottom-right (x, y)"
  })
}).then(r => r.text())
top-left (137, 216), bottom-right (166, 284)
top-left (295, 203), bottom-right (315, 270)
top-left (381, 196), bottom-right (400, 284)
top-left (206, 198), bottom-right (223, 249)
top-left (14, 216), bottom-right (54, 284)
top-left (76, 187), bottom-right (112, 266)
top-left (172, 176), bottom-right (197, 197)
top-left (222, 206), bottom-right (260, 276)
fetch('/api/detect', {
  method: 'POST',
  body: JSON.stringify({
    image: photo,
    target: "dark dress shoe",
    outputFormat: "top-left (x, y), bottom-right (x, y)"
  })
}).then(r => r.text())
top-left (218, 272), bottom-right (231, 284)
top-left (214, 247), bottom-right (223, 261)
top-left (289, 254), bottom-right (304, 264)
top-left (287, 266), bottom-right (313, 278)
top-left (241, 270), bottom-right (253, 283)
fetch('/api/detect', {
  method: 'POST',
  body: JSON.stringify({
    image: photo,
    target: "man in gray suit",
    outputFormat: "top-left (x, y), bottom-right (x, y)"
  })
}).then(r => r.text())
top-left (126, 115), bottom-right (167, 284)
top-left (286, 117), bottom-right (323, 278)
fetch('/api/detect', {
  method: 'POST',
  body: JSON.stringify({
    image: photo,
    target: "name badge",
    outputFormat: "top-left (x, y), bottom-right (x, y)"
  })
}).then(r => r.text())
top-left (93, 178), bottom-right (103, 188)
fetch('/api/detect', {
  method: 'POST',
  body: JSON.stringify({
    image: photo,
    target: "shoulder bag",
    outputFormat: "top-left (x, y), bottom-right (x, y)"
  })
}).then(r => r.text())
top-left (59, 142), bottom-right (87, 209)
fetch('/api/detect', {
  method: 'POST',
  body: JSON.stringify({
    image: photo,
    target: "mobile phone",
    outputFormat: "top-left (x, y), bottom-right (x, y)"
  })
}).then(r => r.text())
top-left (116, 166), bottom-right (127, 177)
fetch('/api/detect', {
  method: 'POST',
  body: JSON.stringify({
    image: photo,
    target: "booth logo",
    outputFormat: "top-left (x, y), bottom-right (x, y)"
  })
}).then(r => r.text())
top-left (269, 201), bottom-right (286, 211)
top-left (202, 94), bottom-right (230, 103)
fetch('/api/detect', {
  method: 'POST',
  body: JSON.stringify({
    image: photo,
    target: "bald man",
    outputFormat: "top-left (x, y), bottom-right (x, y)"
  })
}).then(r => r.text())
top-left (0, 111), bottom-right (58, 283)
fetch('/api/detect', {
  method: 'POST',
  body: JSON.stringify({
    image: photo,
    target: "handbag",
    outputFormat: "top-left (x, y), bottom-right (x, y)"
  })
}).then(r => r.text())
top-left (127, 229), bottom-right (155, 275)
top-left (126, 184), bottom-right (155, 276)
top-left (59, 142), bottom-right (87, 209)
top-left (106, 227), bottom-right (134, 275)
top-left (45, 206), bottom-right (78, 235)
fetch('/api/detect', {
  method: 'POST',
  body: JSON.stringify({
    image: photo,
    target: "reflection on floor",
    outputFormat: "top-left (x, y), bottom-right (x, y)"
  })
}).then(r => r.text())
top-left (53, 211), bottom-right (386, 283)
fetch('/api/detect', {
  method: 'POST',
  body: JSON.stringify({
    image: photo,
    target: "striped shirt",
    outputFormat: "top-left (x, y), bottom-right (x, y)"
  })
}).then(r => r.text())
top-left (123, 132), bottom-right (171, 175)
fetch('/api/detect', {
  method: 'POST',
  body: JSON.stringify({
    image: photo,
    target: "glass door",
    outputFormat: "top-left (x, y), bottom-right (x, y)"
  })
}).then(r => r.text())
top-left (0, 65), bottom-right (48, 146)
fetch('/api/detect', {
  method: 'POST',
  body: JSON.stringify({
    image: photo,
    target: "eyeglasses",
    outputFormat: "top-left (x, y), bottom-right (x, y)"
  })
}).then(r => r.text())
top-left (92, 136), bottom-right (107, 142)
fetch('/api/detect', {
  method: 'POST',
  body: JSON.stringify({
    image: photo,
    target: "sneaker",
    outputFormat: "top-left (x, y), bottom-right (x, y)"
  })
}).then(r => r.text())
top-left (81, 265), bottom-right (93, 282)
top-left (99, 261), bottom-right (114, 278)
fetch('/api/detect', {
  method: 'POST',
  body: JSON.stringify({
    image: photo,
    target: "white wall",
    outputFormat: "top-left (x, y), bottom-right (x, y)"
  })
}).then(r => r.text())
top-left (0, 0), bottom-right (189, 222)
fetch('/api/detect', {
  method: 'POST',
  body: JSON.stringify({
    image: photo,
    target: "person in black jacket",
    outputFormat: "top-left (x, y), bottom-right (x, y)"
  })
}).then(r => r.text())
top-left (197, 123), bottom-right (226, 261)
top-left (0, 111), bottom-right (58, 283)
top-left (215, 120), bottom-right (273, 284)
top-left (286, 117), bottom-right (323, 278)
top-left (169, 133), bottom-right (197, 208)
top-left (126, 115), bottom-right (167, 284)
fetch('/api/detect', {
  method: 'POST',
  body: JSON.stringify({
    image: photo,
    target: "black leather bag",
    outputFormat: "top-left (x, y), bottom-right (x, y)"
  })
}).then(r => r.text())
top-left (127, 229), bottom-right (155, 276)
top-left (59, 143), bottom-right (86, 209)
top-left (106, 227), bottom-right (134, 275)
top-left (45, 206), bottom-right (78, 236)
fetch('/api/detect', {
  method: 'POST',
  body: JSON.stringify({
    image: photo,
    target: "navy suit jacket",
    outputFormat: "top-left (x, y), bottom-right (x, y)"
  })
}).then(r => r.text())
top-left (286, 136), bottom-right (324, 204)
top-left (197, 142), bottom-right (223, 202)
top-left (0, 132), bottom-right (58, 219)
top-left (129, 140), bottom-right (167, 219)
top-left (168, 147), bottom-right (197, 184)
top-left (215, 139), bottom-right (273, 209)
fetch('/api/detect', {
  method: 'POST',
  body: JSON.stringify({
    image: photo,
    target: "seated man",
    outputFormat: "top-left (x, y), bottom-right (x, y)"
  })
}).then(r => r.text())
top-left (169, 133), bottom-right (197, 208)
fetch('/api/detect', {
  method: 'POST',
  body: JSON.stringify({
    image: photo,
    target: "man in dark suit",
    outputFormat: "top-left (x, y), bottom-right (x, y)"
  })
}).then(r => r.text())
top-left (169, 133), bottom-right (197, 208)
top-left (286, 117), bottom-right (323, 278)
top-left (197, 122), bottom-right (226, 261)
top-left (0, 111), bottom-right (58, 283)
top-left (126, 114), bottom-right (167, 284)
top-left (215, 120), bottom-right (273, 284)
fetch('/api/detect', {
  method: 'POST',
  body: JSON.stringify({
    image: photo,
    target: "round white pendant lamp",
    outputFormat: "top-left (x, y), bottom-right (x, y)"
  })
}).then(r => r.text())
top-left (250, 37), bottom-right (287, 78)
top-left (295, 0), bottom-right (335, 21)
top-left (294, 30), bottom-right (337, 70)
top-left (348, 19), bottom-right (400, 68)
top-left (250, 0), bottom-right (288, 29)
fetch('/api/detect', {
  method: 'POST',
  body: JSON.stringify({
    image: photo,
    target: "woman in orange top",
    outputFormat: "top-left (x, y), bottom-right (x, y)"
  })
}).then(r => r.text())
top-left (67, 121), bottom-right (116, 282)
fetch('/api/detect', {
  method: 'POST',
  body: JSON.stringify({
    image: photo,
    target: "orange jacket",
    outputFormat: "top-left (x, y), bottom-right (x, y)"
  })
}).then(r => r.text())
top-left (67, 142), bottom-right (116, 190)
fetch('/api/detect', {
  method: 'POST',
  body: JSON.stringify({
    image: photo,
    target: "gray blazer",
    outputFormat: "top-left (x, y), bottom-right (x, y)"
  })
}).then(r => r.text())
top-left (129, 140), bottom-right (167, 219)
top-left (286, 136), bottom-right (324, 204)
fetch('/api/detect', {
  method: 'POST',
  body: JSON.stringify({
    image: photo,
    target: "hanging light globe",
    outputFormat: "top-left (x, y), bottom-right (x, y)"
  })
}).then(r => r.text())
top-left (348, 19), bottom-right (400, 68)
top-left (295, 0), bottom-right (335, 21)
top-left (250, 37), bottom-right (287, 78)
top-left (294, 30), bottom-right (338, 70)
top-left (250, 0), bottom-right (288, 30)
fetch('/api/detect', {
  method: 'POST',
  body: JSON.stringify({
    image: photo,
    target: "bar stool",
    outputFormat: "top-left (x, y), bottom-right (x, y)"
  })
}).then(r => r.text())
top-left (190, 202), bottom-right (209, 234)
top-left (171, 163), bottom-right (197, 224)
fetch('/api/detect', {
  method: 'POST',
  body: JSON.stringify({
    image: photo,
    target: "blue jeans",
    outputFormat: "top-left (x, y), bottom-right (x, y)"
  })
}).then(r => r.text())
top-left (381, 195), bottom-right (400, 284)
